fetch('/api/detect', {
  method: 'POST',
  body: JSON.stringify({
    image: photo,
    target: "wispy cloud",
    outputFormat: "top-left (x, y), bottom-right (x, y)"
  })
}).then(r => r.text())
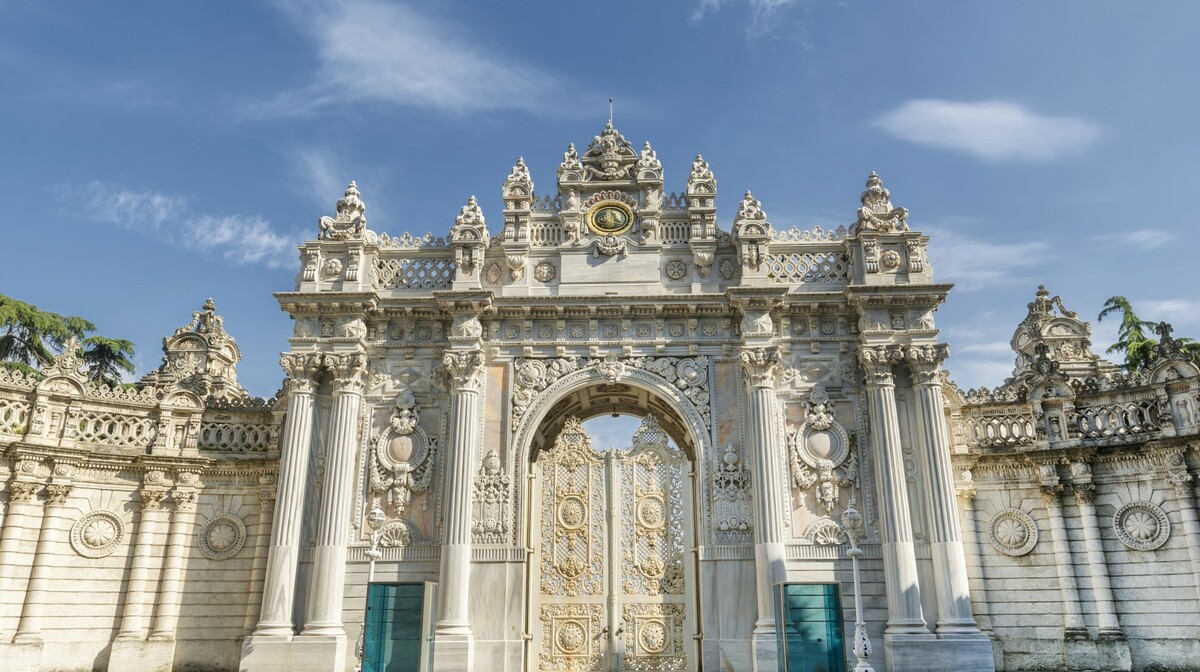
top-left (64, 182), bottom-right (299, 268)
top-left (1141, 299), bottom-right (1200, 326)
top-left (1093, 229), bottom-right (1175, 250)
top-left (690, 0), bottom-right (813, 39)
top-left (250, 0), bottom-right (559, 117)
top-left (873, 100), bottom-right (1101, 162)
top-left (924, 224), bottom-right (1050, 292)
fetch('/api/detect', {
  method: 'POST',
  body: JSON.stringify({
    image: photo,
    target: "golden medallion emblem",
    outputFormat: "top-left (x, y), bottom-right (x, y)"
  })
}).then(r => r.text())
top-left (585, 200), bottom-right (634, 236)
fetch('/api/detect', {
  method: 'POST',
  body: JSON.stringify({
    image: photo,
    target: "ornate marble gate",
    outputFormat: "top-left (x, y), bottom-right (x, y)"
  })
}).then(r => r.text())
top-left (532, 415), bottom-right (693, 672)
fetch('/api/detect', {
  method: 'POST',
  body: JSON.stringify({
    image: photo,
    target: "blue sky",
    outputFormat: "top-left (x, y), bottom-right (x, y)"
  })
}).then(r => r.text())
top-left (1, 1), bottom-right (1197, 402)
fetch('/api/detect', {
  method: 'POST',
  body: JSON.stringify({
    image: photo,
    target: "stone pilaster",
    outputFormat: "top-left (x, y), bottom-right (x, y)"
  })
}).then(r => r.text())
top-left (303, 352), bottom-right (367, 636)
top-left (433, 347), bottom-right (485, 672)
top-left (13, 481), bottom-right (72, 643)
top-left (150, 487), bottom-right (197, 640)
top-left (956, 485), bottom-right (994, 633)
top-left (0, 478), bottom-right (40, 640)
top-left (1038, 483), bottom-right (1087, 638)
top-left (115, 486), bottom-right (170, 640)
top-left (243, 474), bottom-right (278, 636)
top-left (1167, 454), bottom-right (1200, 611)
top-left (906, 344), bottom-right (983, 636)
top-left (859, 345), bottom-right (929, 636)
top-left (738, 346), bottom-right (787, 643)
top-left (1071, 480), bottom-right (1122, 637)
top-left (252, 353), bottom-right (321, 637)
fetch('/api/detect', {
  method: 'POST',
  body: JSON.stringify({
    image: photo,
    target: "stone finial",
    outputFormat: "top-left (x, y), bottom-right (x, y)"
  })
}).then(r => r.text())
top-left (503, 158), bottom-right (534, 208)
top-left (318, 180), bottom-right (367, 240)
top-left (636, 140), bottom-right (661, 173)
top-left (854, 171), bottom-right (908, 233)
top-left (174, 298), bottom-right (228, 340)
top-left (689, 154), bottom-right (714, 182)
top-left (735, 191), bottom-right (767, 224)
top-left (508, 157), bottom-right (532, 183)
top-left (454, 195), bottom-right (486, 231)
top-left (560, 143), bottom-right (582, 171)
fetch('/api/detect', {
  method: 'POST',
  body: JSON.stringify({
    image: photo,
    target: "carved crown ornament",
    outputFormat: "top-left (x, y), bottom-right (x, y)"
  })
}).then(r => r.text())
top-left (852, 172), bottom-right (908, 234)
top-left (319, 181), bottom-right (367, 241)
top-left (788, 384), bottom-right (857, 514)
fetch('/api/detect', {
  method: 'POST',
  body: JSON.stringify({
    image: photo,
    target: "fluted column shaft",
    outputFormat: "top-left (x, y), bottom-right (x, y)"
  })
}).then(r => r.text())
top-left (116, 488), bottom-right (170, 640)
top-left (1074, 484), bottom-right (1121, 635)
top-left (437, 349), bottom-right (484, 633)
top-left (1041, 486), bottom-right (1086, 636)
top-left (907, 345), bottom-right (981, 636)
top-left (304, 352), bottom-right (366, 636)
top-left (150, 489), bottom-right (196, 639)
top-left (243, 484), bottom-right (277, 636)
top-left (860, 346), bottom-right (928, 635)
top-left (0, 480), bottom-right (40, 638)
top-left (255, 354), bottom-right (320, 636)
top-left (739, 347), bottom-right (787, 634)
top-left (14, 484), bottom-right (71, 643)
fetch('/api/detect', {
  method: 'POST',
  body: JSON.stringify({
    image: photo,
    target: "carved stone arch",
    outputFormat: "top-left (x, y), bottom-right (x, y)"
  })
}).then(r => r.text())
top-left (36, 374), bottom-right (85, 397)
top-left (162, 389), bottom-right (204, 410)
top-left (1148, 356), bottom-right (1200, 385)
top-left (510, 364), bottom-right (713, 545)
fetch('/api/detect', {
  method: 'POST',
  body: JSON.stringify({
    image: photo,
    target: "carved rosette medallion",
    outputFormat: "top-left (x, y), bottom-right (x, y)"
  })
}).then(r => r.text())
top-left (70, 510), bottom-right (125, 558)
top-left (1113, 501), bottom-right (1170, 551)
top-left (987, 508), bottom-right (1038, 556)
top-left (199, 513), bottom-right (247, 560)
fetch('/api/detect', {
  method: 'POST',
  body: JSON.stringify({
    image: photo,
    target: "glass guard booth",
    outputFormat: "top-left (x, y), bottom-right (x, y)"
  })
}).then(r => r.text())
top-left (777, 583), bottom-right (847, 672)
top-left (362, 582), bottom-right (437, 672)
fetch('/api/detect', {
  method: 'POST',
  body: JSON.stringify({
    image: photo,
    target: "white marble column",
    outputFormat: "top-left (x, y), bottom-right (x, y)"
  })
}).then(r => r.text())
top-left (906, 345), bottom-right (982, 636)
top-left (115, 487), bottom-right (170, 640)
top-left (433, 347), bottom-right (484, 672)
top-left (1040, 485), bottom-right (1086, 638)
top-left (0, 479), bottom-right (40, 639)
top-left (859, 345), bottom-right (928, 635)
top-left (253, 353), bottom-right (321, 636)
top-left (738, 347), bottom-right (788, 641)
top-left (150, 489), bottom-right (197, 640)
top-left (1072, 482), bottom-right (1122, 637)
top-left (13, 483), bottom-right (71, 643)
top-left (303, 352), bottom-right (367, 636)
top-left (243, 479), bottom-right (277, 636)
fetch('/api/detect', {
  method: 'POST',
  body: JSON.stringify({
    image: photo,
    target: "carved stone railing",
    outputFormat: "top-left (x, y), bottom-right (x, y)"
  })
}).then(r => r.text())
top-left (76, 408), bottom-right (157, 448)
top-left (662, 192), bottom-right (688, 210)
top-left (764, 249), bottom-right (850, 285)
top-left (659, 221), bottom-right (691, 244)
top-left (1070, 393), bottom-right (1165, 442)
top-left (373, 253), bottom-right (455, 290)
top-left (960, 404), bottom-right (1038, 449)
top-left (0, 395), bottom-right (31, 436)
top-left (772, 225), bottom-right (847, 242)
top-left (531, 193), bottom-right (561, 213)
top-left (199, 414), bottom-right (278, 453)
top-left (529, 221), bottom-right (565, 247)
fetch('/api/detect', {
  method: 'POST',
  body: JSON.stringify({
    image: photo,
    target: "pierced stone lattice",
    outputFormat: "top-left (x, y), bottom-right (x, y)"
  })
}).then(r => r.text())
top-left (765, 252), bottom-right (849, 284)
top-left (76, 411), bottom-right (155, 447)
top-left (199, 420), bottom-right (276, 452)
top-left (0, 398), bottom-right (30, 435)
top-left (373, 257), bottom-right (454, 290)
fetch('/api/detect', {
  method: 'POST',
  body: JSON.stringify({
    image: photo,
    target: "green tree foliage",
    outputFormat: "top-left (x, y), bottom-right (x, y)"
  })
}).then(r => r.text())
top-left (1098, 296), bottom-right (1200, 372)
top-left (0, 294), bottom-right (135, 385)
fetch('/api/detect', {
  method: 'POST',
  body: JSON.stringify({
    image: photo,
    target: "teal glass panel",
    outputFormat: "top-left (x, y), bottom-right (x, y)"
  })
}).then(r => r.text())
top-left (363, 583), bottom-right (426, 672)
top-left (780, 583), bottom-right (846, 672)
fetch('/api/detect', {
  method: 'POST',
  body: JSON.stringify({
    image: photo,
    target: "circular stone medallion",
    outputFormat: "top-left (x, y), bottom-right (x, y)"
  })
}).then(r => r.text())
top-left (199, 513), bottom-right (247, 560)
top-left (1113, 501), bottom-right (1170, 551)
top-left (557, 496), bottom-right (587, 530)
top-left (556, 620), bottom-right (587, 654)
top-left (987, 508), bottom-right (1038, 557)
top-left (639, 620), bottom-right (668, 654)
top-left (71, 510), bottom-right (125, 559)
top-left (586, 200), bottom-right (634, 236)
top-left (637, 495), bottom-right (667, 529)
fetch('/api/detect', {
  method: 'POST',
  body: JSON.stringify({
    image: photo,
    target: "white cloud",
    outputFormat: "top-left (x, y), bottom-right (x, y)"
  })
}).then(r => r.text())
top-left (690, 0), bottom-right (810, 39)
top-left (924, 226), bottom-right (1050, 292)
top-left (1140, 299), bottom-right (1200, 327)
top-left (251, 0), bottom-right (558, 117)
top-left (873, 100), bottom-right (1100, 161)
top-left (69, 182), bottom-right (299, 268)
top-left (1093, 229), bottom-right (1175, 250)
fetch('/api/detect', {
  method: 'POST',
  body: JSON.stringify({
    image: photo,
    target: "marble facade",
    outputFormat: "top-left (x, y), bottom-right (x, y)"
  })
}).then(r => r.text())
top-left (0, 123), bottom-right (1197, 671)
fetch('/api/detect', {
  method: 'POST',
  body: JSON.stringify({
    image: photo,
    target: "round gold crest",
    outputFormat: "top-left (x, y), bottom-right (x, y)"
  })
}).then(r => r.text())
top-left (586, 200), bottom-right (634, 236)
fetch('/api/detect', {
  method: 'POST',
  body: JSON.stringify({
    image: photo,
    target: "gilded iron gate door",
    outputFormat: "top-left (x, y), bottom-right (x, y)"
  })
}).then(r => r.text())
top-left (534, 415), bottom-right (691, 672)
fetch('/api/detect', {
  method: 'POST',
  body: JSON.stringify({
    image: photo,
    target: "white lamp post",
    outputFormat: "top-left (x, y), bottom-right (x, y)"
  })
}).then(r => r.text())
top-left (841, 501), bottom-right (875, 672)
top-left (354, 507), bottom-right (387, 672)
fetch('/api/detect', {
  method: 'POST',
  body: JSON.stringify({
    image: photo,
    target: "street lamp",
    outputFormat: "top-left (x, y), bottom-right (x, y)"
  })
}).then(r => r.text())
top-left (354, 506), bottom-right (387, 672)
top-left (840, 500), bottom-right (874, 672)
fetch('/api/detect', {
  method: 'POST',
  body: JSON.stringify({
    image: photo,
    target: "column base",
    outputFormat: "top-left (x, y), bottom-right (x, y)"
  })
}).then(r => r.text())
top-left (240, 634), bottom-right (346, 672)
top-left (884, 633), bottom-right (994, 672)
top-left (933, 619), bottom-right (985, 638)
top-left (1064, 634), bottom-right (1131, 671)
top-left (750, 630), bottom-right (780, 672)
top-left (431, 631), bottom-right (474, 672)
top-left (0, 641), bottom-right (43, 672)
top-left (109, 637), bottom-right (176, 672)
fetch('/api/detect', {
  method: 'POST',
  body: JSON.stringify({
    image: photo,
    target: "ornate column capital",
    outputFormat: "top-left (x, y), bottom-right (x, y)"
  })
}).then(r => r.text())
top-left (858, 344), bottom-right (904, 387)
top-left (326, 352), bottom-right (368, 394)
top-left (443, 348), bottom-right (485, 393)
top-left (139, 488), bottom-right (169, 511)
top-left (1073, 483), bottom-right (1096, 505)
top-left (905, 343), bottom-right (950, 385)
top-left (955, 486), bottom-right (978, 504)
top-left (171, 490), bottom-right (197, 513)
top-left (1040, 484), bottom-right (1064, 507)
top-left (280, 353), bottom-right (323, 394)
top-left (45, 483), bottom-right (72, 506)
top-left (739, 346), bottom-right (779, 389)
top-left (8, 481), bottom-right (40, 504)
